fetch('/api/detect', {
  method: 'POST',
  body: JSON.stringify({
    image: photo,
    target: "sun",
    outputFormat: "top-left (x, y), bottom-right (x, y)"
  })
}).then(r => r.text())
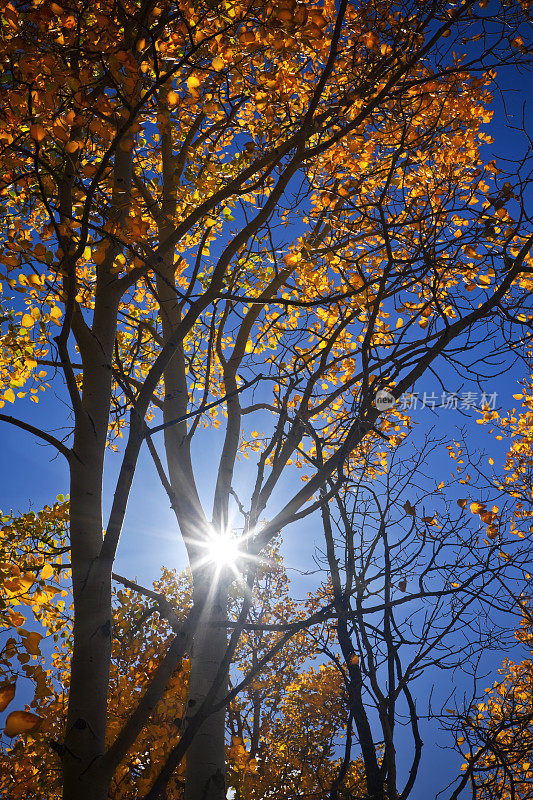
top-left (206, 530), bottom-right (241, 571)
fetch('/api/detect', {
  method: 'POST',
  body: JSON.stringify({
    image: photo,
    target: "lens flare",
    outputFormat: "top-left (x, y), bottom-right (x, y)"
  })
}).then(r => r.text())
top-left (207, 531), bottom-right (241, 569)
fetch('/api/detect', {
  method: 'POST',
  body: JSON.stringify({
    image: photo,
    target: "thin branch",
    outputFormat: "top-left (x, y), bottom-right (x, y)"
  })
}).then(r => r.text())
top-left (0, 413), bottom-right (74, 462)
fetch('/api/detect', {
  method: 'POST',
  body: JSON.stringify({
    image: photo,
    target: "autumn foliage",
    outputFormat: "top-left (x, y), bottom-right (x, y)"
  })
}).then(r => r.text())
top-left (0, 536), bottom-right (364, 799)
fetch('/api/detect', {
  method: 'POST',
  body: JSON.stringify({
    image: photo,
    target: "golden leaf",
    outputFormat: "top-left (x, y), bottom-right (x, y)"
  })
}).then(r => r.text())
top-left (21, 314), bottom-right (35, 328)
top-left (187, 75), bottom-right (201, 92)
top-left (283, 252), bottom-right (300, 267)
top-left (40, 563), bottom-right (54, 581)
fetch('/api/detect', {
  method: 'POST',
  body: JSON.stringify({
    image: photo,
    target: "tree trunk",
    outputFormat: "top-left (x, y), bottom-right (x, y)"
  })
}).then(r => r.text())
top-left (185, 577), bottom-right (228, 800)
top-left (62, 459), bottom-right (113, 800)
top-left (61, 292), bottom-right (118, 800)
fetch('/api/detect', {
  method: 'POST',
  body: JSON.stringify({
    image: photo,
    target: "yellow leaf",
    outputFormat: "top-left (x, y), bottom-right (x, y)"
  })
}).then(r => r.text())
top-left (470, 501), bottom-right (485, 514)
top-left (21, 314), bottom-right (35, 328)
top-left (20, 573), bottom-right (36, 591)
top-left (4, 388), bottom-right (15, 403)
top-left (41, 563), bottom-right (54, 581)
top-left (396, 317), bottom-right (404, 328)
top-left (212, 57), bottom-right (225, 71)
top-left (0, 683), bottom-right (16, 712)
top-left (283, 252), bottom-right (300, 267)
top-left (187, 74), bottom-right (201, 92)
top-left (5, 710), bottom-right (42, 737)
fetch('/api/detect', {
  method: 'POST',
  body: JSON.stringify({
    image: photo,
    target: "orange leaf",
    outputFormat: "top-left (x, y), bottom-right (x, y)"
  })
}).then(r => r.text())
top-left (22, 632), bottom-right (42, 656)
top-left (0, 683), bottom-right (16, 712)
top-left (5, 710), bottom-right (42, 737)
top-left (403, 500), bottom-right (416, 517)
top-left (30, 124), bottom-right (46, 142)
top-left (283, 252), bottom-right (300, 267)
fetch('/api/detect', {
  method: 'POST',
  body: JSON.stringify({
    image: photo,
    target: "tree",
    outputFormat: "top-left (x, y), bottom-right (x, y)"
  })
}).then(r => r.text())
top-left (0, 0), bottom-right (532, 798)
top-left (0, 535), bottom-right (365, 800)
top-left (452, 612), bottom-right (533, 800)
top-left (444, 372), bottom-right (533, 800)
top-left (310, 430), bottom-right (532, 800)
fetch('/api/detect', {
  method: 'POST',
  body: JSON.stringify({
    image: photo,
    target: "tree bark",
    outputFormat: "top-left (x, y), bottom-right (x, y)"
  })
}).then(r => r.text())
top-left (185, 577), bottom-right (229, 800)
top-left (61, 285), bottom-right (120, 799)
top-left (62, 459), bottom-right (113, 800)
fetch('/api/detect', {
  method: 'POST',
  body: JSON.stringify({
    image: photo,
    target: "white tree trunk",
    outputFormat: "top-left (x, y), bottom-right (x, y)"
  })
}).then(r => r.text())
top-left (62, 460), bottom-right (112, 800)
top-left (184, 579), bottom-right (228, 800)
